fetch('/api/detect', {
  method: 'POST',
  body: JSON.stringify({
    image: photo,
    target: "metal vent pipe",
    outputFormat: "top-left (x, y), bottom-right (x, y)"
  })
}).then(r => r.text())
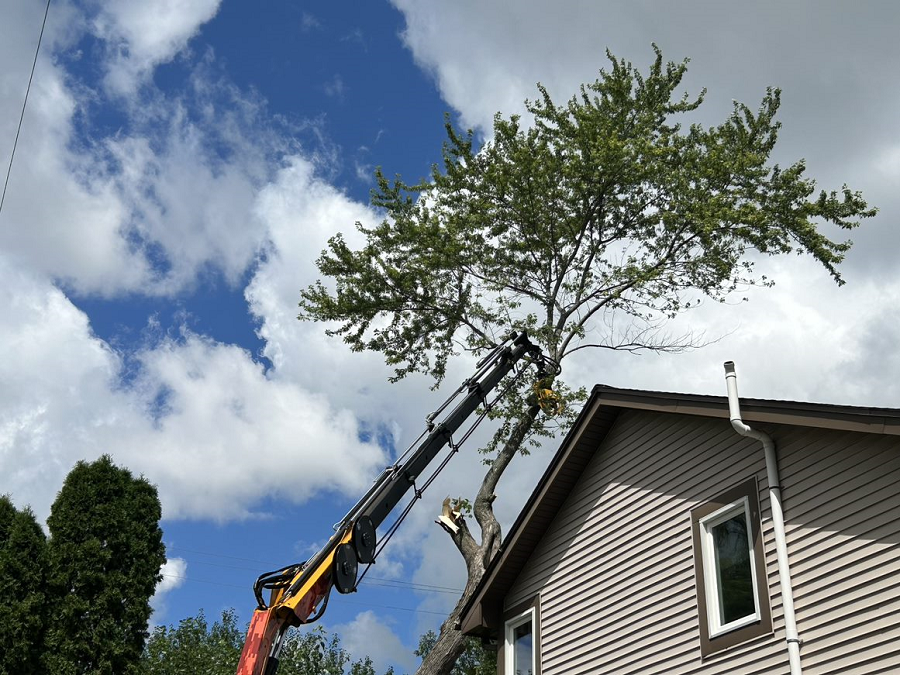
top-left (724, 361), bottom-right (802, 675)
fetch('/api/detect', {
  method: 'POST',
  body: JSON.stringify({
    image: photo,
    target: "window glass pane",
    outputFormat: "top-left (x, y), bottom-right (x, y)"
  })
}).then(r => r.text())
top-left (512, 620), bottom-right (533, 675)
top-left (712, 511), bottom-right (755, 625)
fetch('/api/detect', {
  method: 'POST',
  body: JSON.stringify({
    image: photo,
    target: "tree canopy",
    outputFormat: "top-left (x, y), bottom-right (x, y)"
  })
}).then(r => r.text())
top-left (44, 455), bottom-right (167, 675)
top-left (299, 47), bottom-right (875, 674)
top-left (301, 47), bottom-right (873, 382)
top-left (0, 496), bottom-right (46, 675)
top-left (141, 609), bottom-right (394, 675)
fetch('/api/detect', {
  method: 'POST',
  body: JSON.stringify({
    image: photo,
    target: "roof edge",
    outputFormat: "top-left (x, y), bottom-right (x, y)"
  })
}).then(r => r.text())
top-left (590, 385), bottom-right (900, 435)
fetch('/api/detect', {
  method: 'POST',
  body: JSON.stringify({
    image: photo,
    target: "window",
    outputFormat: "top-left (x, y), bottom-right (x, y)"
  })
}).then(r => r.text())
top-left (503, 597), bottom-right (540, 675)
top-left (691, 478), bottom-right (771, 657)
top-left (699, 497), bottom-right (759, 633)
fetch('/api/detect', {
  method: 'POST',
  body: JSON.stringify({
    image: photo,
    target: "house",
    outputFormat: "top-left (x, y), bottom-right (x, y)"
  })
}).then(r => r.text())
top-left (460, 364), bottom-right (900, 674)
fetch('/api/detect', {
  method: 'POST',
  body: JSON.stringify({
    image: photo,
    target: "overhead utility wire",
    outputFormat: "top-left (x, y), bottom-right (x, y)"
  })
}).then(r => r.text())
top-left (165, 543), bottom-right (464, 593)
top-left (158, 573), bottom-right (449, 616)
top-left (180, 558), bottom-right (461, 595)
top-left (0, 0), bottom-right (52, 217)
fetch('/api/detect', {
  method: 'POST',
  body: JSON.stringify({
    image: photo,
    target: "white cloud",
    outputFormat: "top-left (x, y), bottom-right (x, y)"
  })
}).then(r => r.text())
top-left (150, 556), bottom-right (188, 623)
top-left (156, 556), bottom-right (188, 595)
top-left (876, 144), bottom-right (900, 179)
top-left (323, 74), bottom-right (346, 99)
top-left (0, 253), bottom-right (387, 522)
top-left (0, 46), bottom-right (153, 294)
top-left (127, 331), bottom-right (388, 520)
top-left (300, 12), bottom-right (321, 33)
top-left (0, 71), bottom-right (272, 297)
top-left (331, 611), bottom-right (417, 674)
top-left (391, 1), bottom-right (900, 144)
top-left (0, 1), bottom-right (289, 298)
top-left (101, 89), bottom-right (274, 294)
top-left (0, 256), bottom-right (124, 516)
top-left (91, 0), bottom-right (222, 95)
top-left (246, 156), bottom-right (428, 426)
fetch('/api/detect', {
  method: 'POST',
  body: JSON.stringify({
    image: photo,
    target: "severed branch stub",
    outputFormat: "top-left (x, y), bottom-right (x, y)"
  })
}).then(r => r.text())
top-left (436, 496), bottom-right (463, 535)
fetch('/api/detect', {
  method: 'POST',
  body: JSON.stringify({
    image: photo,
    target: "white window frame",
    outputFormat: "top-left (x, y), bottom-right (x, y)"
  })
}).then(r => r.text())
top-left (698, 496), bottom-right (761, 637)
top-left (504, 606), bottom-right (535, 675)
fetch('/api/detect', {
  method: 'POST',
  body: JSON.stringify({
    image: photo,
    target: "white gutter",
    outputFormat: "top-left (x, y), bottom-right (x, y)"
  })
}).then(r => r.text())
top-left (724, 361), bottom-right (802, 675)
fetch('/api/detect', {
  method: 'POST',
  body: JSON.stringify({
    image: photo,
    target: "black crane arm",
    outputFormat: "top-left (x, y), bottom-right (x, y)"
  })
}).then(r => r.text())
top-left (236, 332), bottom-right (550, 675)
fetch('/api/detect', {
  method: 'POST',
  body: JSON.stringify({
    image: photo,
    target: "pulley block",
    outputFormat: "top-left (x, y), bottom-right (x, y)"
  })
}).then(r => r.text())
top-left (333, 543), bottom-right (358, 594)
top-left (353, 516), bottom-right (377, 564)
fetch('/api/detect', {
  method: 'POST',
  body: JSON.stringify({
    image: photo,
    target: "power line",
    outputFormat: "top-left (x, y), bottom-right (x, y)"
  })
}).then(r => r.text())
top-left (0, 0), bottom-right (51, 217)
top-left (159, 573), bottom-right (450, 616)
top-left (161, 572), bottom-right (247, 591)
top-left (178, 557), bottom-right (462, 595)
top-left (165, 543), bottom-right (465, 593)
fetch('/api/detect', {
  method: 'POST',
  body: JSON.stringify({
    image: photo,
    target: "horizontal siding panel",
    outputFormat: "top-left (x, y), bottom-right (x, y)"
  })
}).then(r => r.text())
top-left (802, 615), bottom-right (900, 674)
top-left (764, 422), bottom-right (900, 673)
top-left (788, 517), bottom-right (900, 580)
top-left (784, 450), bottom-right (900, 519)
top-left (792, 549), bottom-right (900, 608)
top-left (507, 418), bottom-right (765, 608)
top-left (541, 554), bottom-right (695, 642)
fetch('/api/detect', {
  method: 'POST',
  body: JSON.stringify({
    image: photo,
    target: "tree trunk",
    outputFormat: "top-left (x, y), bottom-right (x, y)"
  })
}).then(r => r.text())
top-left (416, 566), bottom-right (485, 675)
top-left (416, 403), bottom-right (542, 675)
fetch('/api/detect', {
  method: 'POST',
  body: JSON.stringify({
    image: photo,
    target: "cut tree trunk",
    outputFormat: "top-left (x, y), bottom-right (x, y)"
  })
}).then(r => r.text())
top-left (416, 565), bottom-right (485, 675)
top-left (416, 404), bottom-right (543, 675)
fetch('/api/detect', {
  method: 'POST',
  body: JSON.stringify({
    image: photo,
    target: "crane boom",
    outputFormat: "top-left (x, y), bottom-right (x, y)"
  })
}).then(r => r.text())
top-left (236, 332), bottom-right (550, 675)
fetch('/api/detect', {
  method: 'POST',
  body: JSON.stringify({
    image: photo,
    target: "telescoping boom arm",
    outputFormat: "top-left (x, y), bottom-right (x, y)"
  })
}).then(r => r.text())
top-left (236, 333), bottom-right (552, 675)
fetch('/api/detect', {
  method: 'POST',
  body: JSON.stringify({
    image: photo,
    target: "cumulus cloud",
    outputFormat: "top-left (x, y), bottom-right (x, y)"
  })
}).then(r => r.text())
top-left (0, 253), bottom-right (387, 522)
top-left (331, 611), bottom-right (417, 674)
top-left (91, 0), bottom-right (222, 95)
top-left (0, 6), bottom-right (304, 299)
top-left (246, 156), bottom-right (430, 426)
top-left (128, 331), bottom-right (388, 520)
top-left (100, 72), bottom-right (278, 294)
top-left (156, 556), bottom-right (189, 595)
top-left (0, 47), bottom-right (153, 293)
top-left (151, 556), bottom-right (188, 621)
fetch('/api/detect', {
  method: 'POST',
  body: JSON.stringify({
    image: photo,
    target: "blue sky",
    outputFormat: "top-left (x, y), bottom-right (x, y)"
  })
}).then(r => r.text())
top-left (3, 1), bottom-right (900, 672)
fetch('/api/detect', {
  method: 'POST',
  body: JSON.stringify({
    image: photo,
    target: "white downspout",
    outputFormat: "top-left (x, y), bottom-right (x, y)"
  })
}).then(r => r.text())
top-left (724, 361), bottom-right (802, 675)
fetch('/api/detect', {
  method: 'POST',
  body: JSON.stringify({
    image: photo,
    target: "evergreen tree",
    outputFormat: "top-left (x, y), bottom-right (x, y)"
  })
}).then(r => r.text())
top-left (0, 496), bottom-right (47, 675)
top-left (44, 455), bottom-right (166, 675)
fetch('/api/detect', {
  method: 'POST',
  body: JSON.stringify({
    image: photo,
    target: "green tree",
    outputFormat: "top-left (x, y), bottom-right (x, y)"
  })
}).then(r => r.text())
top-left (44, 455), bottom-right (166, 675)
top-left (0, 496), bottom-right (47, 675)
top-left (349, 657), bottom-right (395, 675)
top-left (275, 628), bottom-right (349, 675)
top-left (141, 610), bottom-right (394, 674)
top-left (142, 610), bottom-right (243, 675)
top-left (299, 47), bottom-right (875, 674)
top-left (417, 630), bottom-right (495, 675)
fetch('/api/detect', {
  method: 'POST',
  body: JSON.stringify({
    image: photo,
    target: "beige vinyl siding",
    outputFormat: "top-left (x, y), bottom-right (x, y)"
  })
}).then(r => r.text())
top-left (504, 408), bottom-right (900, 674)
top-left (776, 428), bottom-right (900, 673)
top-left (505, 409), bottom-right (782, 674)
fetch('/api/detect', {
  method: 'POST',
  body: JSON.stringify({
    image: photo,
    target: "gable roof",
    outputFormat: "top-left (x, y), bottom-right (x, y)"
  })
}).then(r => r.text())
top-left (459, 383), bottom-right (900, 636)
